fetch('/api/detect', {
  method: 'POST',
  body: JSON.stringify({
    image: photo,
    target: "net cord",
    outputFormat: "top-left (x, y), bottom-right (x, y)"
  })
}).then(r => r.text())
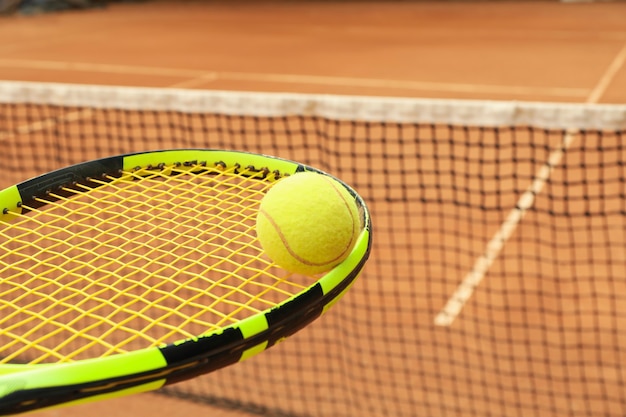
top-left (1, 80), bottom-right (626, 130)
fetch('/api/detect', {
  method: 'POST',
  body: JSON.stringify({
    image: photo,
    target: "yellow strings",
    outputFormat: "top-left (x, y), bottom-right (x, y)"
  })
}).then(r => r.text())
top-left (0, 164), bottom-right (309, 364)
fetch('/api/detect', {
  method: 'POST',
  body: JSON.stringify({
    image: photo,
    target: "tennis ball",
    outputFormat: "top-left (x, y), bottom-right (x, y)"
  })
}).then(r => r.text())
top-left (256, 172), bottom-right (361, 275)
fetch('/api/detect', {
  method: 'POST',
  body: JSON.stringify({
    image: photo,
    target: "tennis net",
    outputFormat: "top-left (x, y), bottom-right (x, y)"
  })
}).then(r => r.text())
top-left (1, 80), bottom-right (625, 417)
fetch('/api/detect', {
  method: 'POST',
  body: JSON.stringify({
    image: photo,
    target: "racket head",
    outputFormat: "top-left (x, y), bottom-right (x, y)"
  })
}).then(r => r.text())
top-left (0, 149), bottom-right (371, 414)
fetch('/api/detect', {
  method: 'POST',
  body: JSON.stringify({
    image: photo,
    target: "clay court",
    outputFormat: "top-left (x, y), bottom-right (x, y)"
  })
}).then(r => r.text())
top-left (1, 1), bottom-right (626, 417)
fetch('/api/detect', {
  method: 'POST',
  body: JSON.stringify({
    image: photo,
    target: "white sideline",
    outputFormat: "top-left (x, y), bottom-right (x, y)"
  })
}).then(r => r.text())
top-left (434, 42), bottom-right (626, 326)
top-left (433, 129), bottom-right (577, 326)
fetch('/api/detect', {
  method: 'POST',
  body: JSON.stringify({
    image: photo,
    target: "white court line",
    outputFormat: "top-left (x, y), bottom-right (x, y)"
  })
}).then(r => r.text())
top-left (214, 71), bottom-right (587, 98)
top-left (0, 59), bottom-right (588, 99)
top-left (169, 73), bottom-right (219, 89)
top-left (434, 41), bottom-right (626, 327)
top-left (586, 43), bottom-right (626, 104)
top-left (433, 129), bottom-right (577, 326)
top-left (0, 59), bottom-right (205, 78)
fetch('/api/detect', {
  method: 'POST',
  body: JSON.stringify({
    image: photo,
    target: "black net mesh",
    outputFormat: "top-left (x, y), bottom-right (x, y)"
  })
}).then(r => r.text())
top-left (1, 86), bottom-right (625, 417)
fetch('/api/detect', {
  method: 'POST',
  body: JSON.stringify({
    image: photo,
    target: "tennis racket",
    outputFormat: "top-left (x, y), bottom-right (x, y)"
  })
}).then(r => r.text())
top-left (0, 149), bottom-right (371, 415)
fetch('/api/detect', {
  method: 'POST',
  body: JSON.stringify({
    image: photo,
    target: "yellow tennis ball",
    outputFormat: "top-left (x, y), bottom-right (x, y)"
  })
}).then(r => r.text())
top-left (256, 172), bottom-right (361, 275)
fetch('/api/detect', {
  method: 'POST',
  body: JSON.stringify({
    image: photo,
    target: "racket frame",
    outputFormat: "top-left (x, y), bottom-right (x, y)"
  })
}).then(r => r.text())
top-left (0, 149), bottom-right (371, 414)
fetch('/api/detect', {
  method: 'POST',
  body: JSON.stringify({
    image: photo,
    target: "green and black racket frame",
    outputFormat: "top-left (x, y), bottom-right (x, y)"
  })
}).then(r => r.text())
top-left (0, 149), bottom-right (372, 415)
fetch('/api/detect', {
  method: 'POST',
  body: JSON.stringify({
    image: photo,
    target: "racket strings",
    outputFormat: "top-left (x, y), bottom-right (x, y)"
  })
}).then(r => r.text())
top-left (0, 162), bottom-right (309, 364)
